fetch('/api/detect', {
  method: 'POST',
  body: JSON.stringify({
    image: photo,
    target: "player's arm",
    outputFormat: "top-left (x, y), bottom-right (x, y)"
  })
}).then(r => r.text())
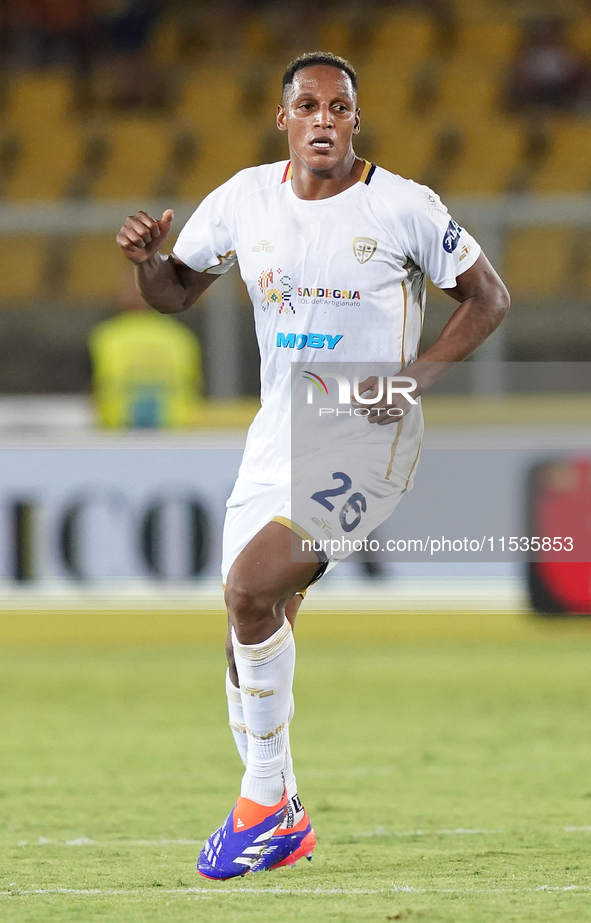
top-left (354, 251), bottom-right (509, 424)
top-left (411, 250), bottom-right (510, 386)
top-left (116, 209), bottom-right (218, 313)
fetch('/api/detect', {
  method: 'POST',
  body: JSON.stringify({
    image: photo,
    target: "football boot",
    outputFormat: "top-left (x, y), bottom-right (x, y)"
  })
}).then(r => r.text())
top-left (250, 810), bottom-right (316, 872)
top-left (197, 793), bottom-right (288, 880)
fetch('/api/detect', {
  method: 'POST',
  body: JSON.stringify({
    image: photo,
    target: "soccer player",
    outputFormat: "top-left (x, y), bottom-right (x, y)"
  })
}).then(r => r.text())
top-left (116, 51), bottom-right (510, 879)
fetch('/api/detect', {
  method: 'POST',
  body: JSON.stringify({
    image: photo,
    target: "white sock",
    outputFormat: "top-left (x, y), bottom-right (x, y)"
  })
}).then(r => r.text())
top-left (226, 672), bottom-right (304, 826)
top-left (232, 619), bottom-right (295, 806)
top-left (226, 669), bottom-right (248, 765)
top-left (279, 733), bottom-right (305, 829)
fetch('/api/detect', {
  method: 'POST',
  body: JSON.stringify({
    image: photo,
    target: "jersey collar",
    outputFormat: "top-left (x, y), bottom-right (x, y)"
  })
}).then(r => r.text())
top-left (281, 160), bottom-right (375, 185)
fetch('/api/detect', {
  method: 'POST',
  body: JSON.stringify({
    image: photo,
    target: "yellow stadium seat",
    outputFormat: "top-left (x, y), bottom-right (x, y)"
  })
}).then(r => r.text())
top-left (503, 227), bottom-right (572, 297)
top-left (451, 22), bottom-right (519, 66)
top-left (92, 119), bottom-right (171, 200)
top-left (437, 64), bottom-right (504, 122)
top-left (356, 62), bottom-right (412, 121)
top-left (230, 64), bottom-right (282, 123)
top-left (178, 71), bottom-right (242, 123)
top-left (373, 117), bottom-right (438, 180)
top-left (175, 66), bottom-right (281, 199)
top-left (243, 12), bottom-right (276, 58)
top-left (444, 120), bottom-right (524, 195)
top-left (372, 12), bottom-right (434, 67)
top-left (149, 17), bottom-right (182, 65)
top-left (448, 0), bottom-right (515, 23)
top-left (0, 237), bottom-right (46, 300)
top-left (531, 121), bottom-right (591, 194)
top-left (178, 124), bottom-right (261, 200)
top-left (4, 126), bottom-right (83, 201)
top-left (318, 15), bottom-right (351, 59)
top-left (569, 15), bottom-right (591, 55)
top-left (5, 71), bottom-right (73, 129)
top-left (66, 236), bottom-right (127, 301)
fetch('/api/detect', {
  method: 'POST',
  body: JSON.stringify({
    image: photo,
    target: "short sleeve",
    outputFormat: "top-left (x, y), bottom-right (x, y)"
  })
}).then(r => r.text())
top-left (402, 185), bottom-right (481, 289)
top-left (173, 176), bottom-right (239, 275)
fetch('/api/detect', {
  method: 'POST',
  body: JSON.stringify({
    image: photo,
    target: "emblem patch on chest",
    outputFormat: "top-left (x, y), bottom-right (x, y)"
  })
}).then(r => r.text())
top-left (353, 237), bottom-right (377, 263)
top-left (258, 268), bottom-right (295, 314)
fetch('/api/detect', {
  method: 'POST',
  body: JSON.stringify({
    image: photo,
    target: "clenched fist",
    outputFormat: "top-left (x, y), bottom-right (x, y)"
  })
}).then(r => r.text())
top-left (116, 209), bottom-right (174, 263)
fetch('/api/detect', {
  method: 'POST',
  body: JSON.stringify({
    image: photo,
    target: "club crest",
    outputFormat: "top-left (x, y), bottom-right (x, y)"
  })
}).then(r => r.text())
top-left (353, 236), bottom-right (377, 264)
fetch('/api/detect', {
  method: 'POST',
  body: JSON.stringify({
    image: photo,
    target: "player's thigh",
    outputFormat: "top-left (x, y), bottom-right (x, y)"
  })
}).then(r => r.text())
top-left (222, 477), bottom-right (290, 585)
top-left (222, 477), bottom-right (320, 642)
top-left (226, 520), bottom-right (320, 612)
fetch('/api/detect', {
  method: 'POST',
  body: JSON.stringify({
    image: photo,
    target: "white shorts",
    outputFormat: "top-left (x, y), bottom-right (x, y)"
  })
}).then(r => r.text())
top-left (222, 477), bottom-right (292, 585)
top-left (221, 449), bottom-right (415, 586)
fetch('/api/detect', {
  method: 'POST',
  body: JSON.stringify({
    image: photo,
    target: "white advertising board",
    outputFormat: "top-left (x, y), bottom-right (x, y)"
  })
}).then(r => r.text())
top-left (0, 437), bottom-right (243, 580)
top-left (1, 426), bottom-right (590, 583)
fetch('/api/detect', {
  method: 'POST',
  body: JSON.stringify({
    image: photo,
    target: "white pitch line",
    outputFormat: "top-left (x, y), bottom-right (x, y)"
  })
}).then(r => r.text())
top-left (6, 824), bottom-right (591, 849)
top-left (355, 827), bottom-right (503, 838)
top-left (1, 885), bottom-right (590, 898)
top-left (4, 830), bottom-right (498, 849)
top-left (7, 839), bottom-right (204, 848)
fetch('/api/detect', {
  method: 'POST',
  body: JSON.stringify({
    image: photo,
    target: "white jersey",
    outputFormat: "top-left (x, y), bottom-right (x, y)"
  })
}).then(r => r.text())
top-left (174, 160), bottom-right (480, 484)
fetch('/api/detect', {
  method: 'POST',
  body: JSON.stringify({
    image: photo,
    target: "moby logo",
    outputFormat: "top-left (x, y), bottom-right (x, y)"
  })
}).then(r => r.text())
top-left (276, 332), bottom-right (343, 350)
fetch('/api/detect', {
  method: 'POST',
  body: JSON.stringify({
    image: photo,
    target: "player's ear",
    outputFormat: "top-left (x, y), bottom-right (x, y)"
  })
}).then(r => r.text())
top-left (277, 105), bottom-right (287, 131)
top-left (353, 108), bottom-right (360, 134)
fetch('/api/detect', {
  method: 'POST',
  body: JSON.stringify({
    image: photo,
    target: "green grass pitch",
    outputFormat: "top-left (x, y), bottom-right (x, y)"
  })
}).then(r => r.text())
top-left (2, 624), bottom-right (591, 921)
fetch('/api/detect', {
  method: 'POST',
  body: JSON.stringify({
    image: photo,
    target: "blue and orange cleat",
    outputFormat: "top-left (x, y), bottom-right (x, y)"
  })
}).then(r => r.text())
top-left (250, 810), bottom-right (316, 872)
top-left (197, 793), bottom-right (288, 880)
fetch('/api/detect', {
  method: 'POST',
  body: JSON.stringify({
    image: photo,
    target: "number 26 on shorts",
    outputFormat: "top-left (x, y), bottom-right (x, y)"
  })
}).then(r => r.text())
top-left (311, 472), bottom-right (367, 533)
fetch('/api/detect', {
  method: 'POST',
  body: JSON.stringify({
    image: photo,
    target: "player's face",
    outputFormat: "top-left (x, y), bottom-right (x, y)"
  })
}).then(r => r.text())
top-left (277, 65), bottom-right (360, 174)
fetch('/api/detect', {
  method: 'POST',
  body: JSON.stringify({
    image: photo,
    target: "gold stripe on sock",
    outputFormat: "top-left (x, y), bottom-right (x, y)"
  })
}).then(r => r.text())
top-left (227, 682), bottom-right (242, 705)
top-left (240, 685), bottom-right (275, 698)
top-left (233, 618), bottom-right (293, 664)
top-left (247, 720), bottom-right (286, 740)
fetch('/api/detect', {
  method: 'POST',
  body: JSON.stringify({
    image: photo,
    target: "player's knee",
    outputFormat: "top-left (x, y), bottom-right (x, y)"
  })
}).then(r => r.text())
top-left (224, 579), bottom-right (278, 641)
top-left (225, 579), bottom-right (268, 621)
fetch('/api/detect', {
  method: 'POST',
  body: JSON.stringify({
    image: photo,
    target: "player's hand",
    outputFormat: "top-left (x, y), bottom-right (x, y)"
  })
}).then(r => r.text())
top-left (352, 374), bottom-right (419, 425)
top-left (116, 209), bottom-right (174, 263)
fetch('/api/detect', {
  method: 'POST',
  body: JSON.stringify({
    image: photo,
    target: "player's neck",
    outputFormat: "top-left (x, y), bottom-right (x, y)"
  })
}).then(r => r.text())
top-left (289, 153), bottom-right (365, 200)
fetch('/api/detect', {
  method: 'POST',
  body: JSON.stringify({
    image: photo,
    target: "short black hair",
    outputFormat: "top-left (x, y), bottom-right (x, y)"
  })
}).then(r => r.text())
top-left (282, 52), bottom-right (357, 98)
